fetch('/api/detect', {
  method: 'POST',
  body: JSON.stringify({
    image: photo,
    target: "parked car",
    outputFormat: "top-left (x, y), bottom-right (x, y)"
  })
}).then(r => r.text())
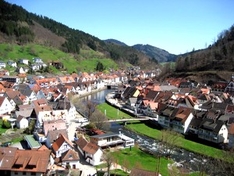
top-left (1, 141), bottom-right (12, 147)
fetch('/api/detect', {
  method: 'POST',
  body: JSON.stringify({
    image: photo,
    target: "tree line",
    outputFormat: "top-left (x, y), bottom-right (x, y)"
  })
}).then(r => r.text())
top-left (0, 0), bottom-right (159, 70)
top-left (175, 24), bottom-right (234, 72)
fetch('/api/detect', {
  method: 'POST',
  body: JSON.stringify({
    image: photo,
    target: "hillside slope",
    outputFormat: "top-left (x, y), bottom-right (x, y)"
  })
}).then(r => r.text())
top-left (0, 0), bottom-right (158, 70)
top-left (175, 25), bottom-right (234, 72)
top-left (132, 44), bottom-right (178, 63)
top-left (103, 39), bottom-right (128, 46)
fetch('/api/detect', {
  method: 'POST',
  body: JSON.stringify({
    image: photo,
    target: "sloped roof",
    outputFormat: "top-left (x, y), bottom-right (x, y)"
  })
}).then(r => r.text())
top-left (14, 148), bottom-right (50, 173)
top-left (13, 83), bottom-right (33, 97)
top-left (32, 98), bottom-right (52, 115)
top-left (0, 147), bottom-right (50, 173)
top-left (122, 86), bottom-right (137, 99)
top-left (52, 134), bottom-right (73, 152)
top-left (75, 136), bottom-right (88, 150)
top-left (47, 129), bottom-right (68, 144)
top-left (145, 89), bottom-right (159, 101)
top-left (43, 119), bottom-right (67, 136)
top-left (61, 149), bottom-right (79, 162)
top-left (200, 118), bottom-right (224, 133)
top-left (0, 147), bottom-right (17, 170)
top-left (15, 109), bottom-right (33, 118)
top-left (83, 142), bottom-right (99, 155)
top-left (5, 90), bottom-right (21, 99)
top-left (171, 106), bottom-right (193, 123)
top-left (24, 135), bottom-right (41, 149)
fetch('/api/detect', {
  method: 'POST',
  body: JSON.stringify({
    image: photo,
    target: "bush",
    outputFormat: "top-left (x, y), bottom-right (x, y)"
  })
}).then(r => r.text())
top-left (2, 120), bottom-right (11, 129)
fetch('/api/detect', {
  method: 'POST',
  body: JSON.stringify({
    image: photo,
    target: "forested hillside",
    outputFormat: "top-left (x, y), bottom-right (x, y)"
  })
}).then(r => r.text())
top-left (132, 44), bottom-right (177, 63)
top-left (0, 0), bottom-right (158, 70)
top-left (175, 25), bottom-right (234, 72)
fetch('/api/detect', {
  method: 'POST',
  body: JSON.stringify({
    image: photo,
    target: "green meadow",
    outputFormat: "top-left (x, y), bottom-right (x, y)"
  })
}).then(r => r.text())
top-left (0, 43), bottom-right (118, 73)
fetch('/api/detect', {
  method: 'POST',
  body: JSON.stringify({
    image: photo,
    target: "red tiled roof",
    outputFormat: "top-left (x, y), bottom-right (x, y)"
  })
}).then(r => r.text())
top-left (61, 149), bottom-right (79, 162)
top-left (75, 136), bottom-right (88, 150)
top-left (0, 147), bottom-right (50, 173)
top-left (52, 134), bottom-right (73, 152)
top-left (43, 119), bottom-right (67, 136)
top-left (83, 142), bottom-right (99, 155)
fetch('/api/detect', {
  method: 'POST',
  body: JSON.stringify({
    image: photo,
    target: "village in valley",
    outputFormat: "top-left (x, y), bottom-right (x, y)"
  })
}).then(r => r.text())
top-left (1, 57), bottom-right (234, 175)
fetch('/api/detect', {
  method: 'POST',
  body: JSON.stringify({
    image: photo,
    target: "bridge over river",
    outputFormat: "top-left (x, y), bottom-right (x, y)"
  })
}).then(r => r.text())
top-left (107, 117), bottom-right (152, 123)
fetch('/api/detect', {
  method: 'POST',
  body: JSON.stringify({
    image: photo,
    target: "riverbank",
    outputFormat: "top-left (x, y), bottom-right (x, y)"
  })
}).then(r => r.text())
top-left (71, 86), bottom-right (107, 99)
top-left (103, 94), bottom-right (234, 175)
top-left (104, 93), bottom-right (226, 160)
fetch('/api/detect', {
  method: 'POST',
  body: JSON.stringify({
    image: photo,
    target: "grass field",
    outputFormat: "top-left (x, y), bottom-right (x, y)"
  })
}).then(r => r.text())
top-left (110, 146), bottom-right (204, 176)
top-left (0, 43), bottom-right (118, 74)
top-left (112, 147), bottom-right (171, 174)
top-left (126, 123), bottom-right (225, 160)
top-left (97, 103), bottom-right (226, 161)
top-left (97, 103), bottom-right (133, 120)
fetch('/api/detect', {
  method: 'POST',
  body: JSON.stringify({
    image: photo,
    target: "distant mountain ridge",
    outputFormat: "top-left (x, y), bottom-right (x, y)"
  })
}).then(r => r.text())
top-left (132, 44), bottom-right (178, 63)
top-left (104, 39), bottom-right (178, 63)
top-left (104, 39), bottom-right (128, 46)
top-left (0, 0), bottom-right (159, 70)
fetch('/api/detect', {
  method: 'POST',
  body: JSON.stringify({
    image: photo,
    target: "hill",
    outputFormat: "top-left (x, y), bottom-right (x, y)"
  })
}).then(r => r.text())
top-left (103, 39), bottom-right (128, 46)
top-left (0, 0), bottom-right (159, 71)
top-left (0, 43), bottom-right (118, 74)
top-left (132, 44), bottom-right (178, 63)
top-left (174, 25), bottom-right (234, 73)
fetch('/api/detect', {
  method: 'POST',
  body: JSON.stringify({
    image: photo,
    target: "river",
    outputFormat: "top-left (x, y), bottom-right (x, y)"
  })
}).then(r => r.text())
top-left (84, 88), bottom-right (228, 175)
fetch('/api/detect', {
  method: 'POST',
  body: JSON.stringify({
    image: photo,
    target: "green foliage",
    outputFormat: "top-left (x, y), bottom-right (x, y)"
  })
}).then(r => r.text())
top-left (25, 119), bottom-right (36, 134)
top-left (126, 123), bottom-right (224, 160)
top-left (11, 136), bottom-right (24, 144)
top-left (0, 1), bottom-right (34, 43)
top-left (97, 103), bottom-right (133, 120)
top-left (112, 147), bottom-right (172, 175)
top-left (0, 0), bottom-right (159, 69)
top-left (175, 24), bottom-right (234, 72)
top-left (0, 119), bottom-right (8, 134)
top-left (128, 53), bottom-right (139, 65)
top-left (0, 43), bottom-right (118, 73)
top-left (96, 61), bottom-right (104, 71)
top-left (88, 40), bottom-right (97, 51)
top-left (2, 120), bottom-right (11, 129)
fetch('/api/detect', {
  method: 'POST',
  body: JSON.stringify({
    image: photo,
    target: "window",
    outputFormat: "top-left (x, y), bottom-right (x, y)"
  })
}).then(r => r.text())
top-left (15, 172), bottom-right (18, 175)
top-left (23, 172), bottom-right (26, 175)
top-left (31, 172), bottom-right (36, 175)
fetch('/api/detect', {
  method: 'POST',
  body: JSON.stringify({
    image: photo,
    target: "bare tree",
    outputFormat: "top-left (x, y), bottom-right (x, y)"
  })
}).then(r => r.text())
top-left (86, 100), bottom-right (97, 119)
top-left (160, 129), bottom-right (182, 157)
top-left (102, 151), bottom-right (115, 176)
top-left (90, 110), bottom-right (110, 131)
top-left (72, 99), bottom-right (97, 119)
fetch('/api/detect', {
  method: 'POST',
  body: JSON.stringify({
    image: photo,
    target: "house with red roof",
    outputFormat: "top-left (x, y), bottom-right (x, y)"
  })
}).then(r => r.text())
top-left (0, 146), bottom-right (51, 175)
top-left (51, 134), bottom-right (79, 169)
top-left (157, 104), bottom-right (194, 134)
top-left (57, 75), bottom-right (75, 84)
top-left (75, 136), bottom-right (103, 166)
top-left (52, 134), bottom-right (74, 158)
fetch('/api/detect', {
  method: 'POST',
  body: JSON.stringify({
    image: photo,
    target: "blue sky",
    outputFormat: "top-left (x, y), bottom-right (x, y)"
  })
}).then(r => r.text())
top-left (5, 0), bottom-right (234, 54)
